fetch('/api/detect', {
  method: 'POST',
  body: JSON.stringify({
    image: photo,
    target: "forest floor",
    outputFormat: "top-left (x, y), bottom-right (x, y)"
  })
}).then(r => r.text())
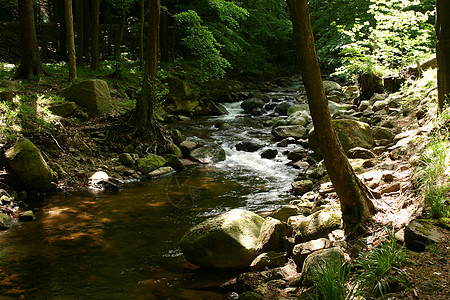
top-left (0, 67), bottom-right (449, 299)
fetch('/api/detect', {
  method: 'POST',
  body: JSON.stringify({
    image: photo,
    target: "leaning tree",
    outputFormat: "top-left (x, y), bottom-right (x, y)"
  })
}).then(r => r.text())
top-left (286, 0), bottom-right (375, 233)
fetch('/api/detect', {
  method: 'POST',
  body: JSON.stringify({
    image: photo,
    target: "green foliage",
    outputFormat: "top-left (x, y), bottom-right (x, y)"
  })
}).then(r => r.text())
top-left (417, 133), bottom-right (450, 218)
top-left (333, 0), bottom-right (435, 78)
top-left (174, 10), bottom-right (231, 80)
top-left (312, 257), bottom-right (356, 300)
top-left (353, 228), bottom-right (407, 298)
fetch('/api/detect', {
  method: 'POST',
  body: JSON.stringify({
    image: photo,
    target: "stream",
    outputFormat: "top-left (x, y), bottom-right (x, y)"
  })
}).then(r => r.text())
top-left (0, 77), bottom-right (306, 299)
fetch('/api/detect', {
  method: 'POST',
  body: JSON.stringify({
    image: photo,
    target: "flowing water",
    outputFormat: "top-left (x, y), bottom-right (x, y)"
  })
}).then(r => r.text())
top-left (0, 77), bottom-right (305, 299)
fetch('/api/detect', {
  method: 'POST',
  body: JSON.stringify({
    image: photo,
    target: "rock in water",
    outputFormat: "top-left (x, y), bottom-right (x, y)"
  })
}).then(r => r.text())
top-left (60, 79), bottom-right (113, 116)
top-left (5, 138), bottom-right (52, 191)
top-left (190, 145), bottom-right (226, 163)
top-left (180, 209), bottom-right (264, 269)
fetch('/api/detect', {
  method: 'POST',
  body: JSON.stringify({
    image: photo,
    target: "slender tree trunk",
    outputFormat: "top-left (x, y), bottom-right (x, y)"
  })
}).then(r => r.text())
top-left (106, 3), bottom-right (113, 58)
top-left (139, 0), bottom-right (145, 70)
top-left (436, 0), bottom-right (450, 110)
top-left (286, 0), bottom-right (374, 233)
top-left (75, 0), bottom-right (84, 64)
top-left (83, 0), bottom-right (91, 62)
top-left (65, 0), bottom-right (77, 82)
top-left (136, 0), bottom-right (160, 128)
top-left (114, 11), bottom-right (126, 60)
top-left (160, 0), bottom-right (169, 62)
top-left (15, 0), bottom-right (43, 80)
top-left (91, 0), bottom-right (101, 70)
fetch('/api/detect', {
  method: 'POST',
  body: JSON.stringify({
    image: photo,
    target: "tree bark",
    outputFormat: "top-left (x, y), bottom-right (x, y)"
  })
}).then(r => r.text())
top-left (65, 0), bottom-right (77, 82)
top-left (436, 0), bottom-right (450, 110)
top-left (91, 0), bottom-right (101, 70)
top-left (139, 0), bottom-right (145, 70)
top-left (114, 11), bottom-right (126, 60)
top-left (135, 0), bottom-right (160, 129)
top-left (83, 0), bottom-right (91, 62)
top-left (15, 0), bottom-right (43, 80)
top-left (160, 0), bottom-right (169, 62)
top-left (74, 0), bottom-right (84, 64)
top-left (286, 0), bottom-right (374, 233)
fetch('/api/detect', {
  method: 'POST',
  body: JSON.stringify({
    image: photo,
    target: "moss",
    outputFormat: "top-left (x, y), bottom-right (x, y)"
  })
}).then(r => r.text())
top-left (437, 217), bottom-right (450, 230)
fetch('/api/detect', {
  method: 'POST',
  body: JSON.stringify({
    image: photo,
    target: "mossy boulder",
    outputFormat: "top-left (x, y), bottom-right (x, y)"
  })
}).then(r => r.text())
top-left (136, 154), bottom-right (167, 174)
top-left (309, 119), bottom-right (373, 153)
top-left (165, 77), bottom-right (199, 115)
top-left (5, 138), bottom-right (53, 191)
top-left (180, 209), bottom-right (264, 269)
top-left (190, 144), bottom-right (226, 163)
top-left (60, 79), bottom-right (113, 117)
top-left (292, 205), bottom-right (342, 242)
top-left (301, 247), bottom-right (345, 286)
top-left (272, 125), bottom-right (308, 141)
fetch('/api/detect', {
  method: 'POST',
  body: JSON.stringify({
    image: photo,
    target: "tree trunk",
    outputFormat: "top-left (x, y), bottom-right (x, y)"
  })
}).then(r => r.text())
top-left (75, 0), bottom-right (84, 64)
top-left (286, 0), bottom-right (374, 233)
top-left (436, 0), bottom-right (450, 110)
top-left (91, 0), bottom-right (101, 70)
top-left (135, 0), bottom-right (160, 129)
top-left (65, 0), bottom-right (77, 82)
top-left (139, 0), bottom-right (145, 70)
top-left (15, 0), bottom-right (43, 80)
top-left (114, 11), bottom-right (126, 60)
top-left (83, 0), bottom-right (91, 62)
top-left (160, 0), bottom-right (169, 62)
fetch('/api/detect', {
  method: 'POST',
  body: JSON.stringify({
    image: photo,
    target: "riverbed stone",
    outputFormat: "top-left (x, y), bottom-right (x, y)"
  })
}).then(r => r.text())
top-left (308, 119), bottom-right (373, 153)
top-left (60, 79), bottom-right (113, 116)
top-left (241, 98), bottom-right (265, 113)
top-left (268, 205), bottom-right (304, 223)
top-left (293, 238), bottom-right (332, 269)
top-left (285, 111), bottom-right (311, 127)
top-left (136, 154), bottom-right (167, 173)
top-left (190, 145), bottom-right (226, 163)
top-left (323, 81), bottom-right (342, 95)
top-left (347, 147), bottom-right (376, 159)
top-left (256, 217), bottom-right (291, 254)
top-left (274, 102), bottom-right (293, 116)
top-left (148, 166), bottom-right (175, 177)
top-left (179, 140), bottom-right (197, 157)
top-left (301, 247), bottom-right (345, 286)
top-left (163, 154), bottom-right (185, 171)
top-left (261, 149), bottom-right (278, 159)
top-left (272, 125), bottom-right (307, 141)
top-left (236, 141), bottom-right (263, 152)
top-left (250, 251), bottom-right (287, 271)
top-left (291, 180), bottom-right (314, 195)
top-left (180, 209), bottom-right (264, 269)
top-left (0, 213), bottom-right (12, 230)
top-left (165, 77), bottom-right (199, 115)
top-left (18, 210), bottom-right (35, 221)
top-left (292, 205), bottom-right (342, 242)
top-left (119, 153), bottom-right (135, 167)
top-left (5, 138), bottom-right (53, 191)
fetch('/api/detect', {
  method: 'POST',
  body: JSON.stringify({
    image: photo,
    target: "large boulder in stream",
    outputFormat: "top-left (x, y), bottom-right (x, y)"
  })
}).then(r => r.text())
top-left (308, 119), bottom-right (373, 153)
top-left (272, 125), bottom-right (307, 140)
top-left (60, 79), bottom-right (113, 116)
top-left (4, 138), bottom-right (53, 191)
top-left (190, 144), bottom-right (226, 163)
top-left (136, 154), bottom-right (167, 174)
top-left (164, 77), bottom-right (199, 115)
top-left (180, 209), bottom-right (265, 269)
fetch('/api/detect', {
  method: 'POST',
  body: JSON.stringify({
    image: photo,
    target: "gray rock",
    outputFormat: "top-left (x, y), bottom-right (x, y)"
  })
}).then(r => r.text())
top-left (373, 126), bottom-right (395, 141)
top-left (322, 81), bottom-right (342, 95)
top-left (291, 180), bottom-right (314, 195)
top-left (358, 100), bottom-right (371, 111)
top-left (190, 145), bottom-right (226, 163)
top-left (274, 102), bottom-right (293, 116)
top-left (309, 119), bottom-right (373, 153)
top-left (250, 251), bottom-right (287, 271)
top-left (148, 166), bottom-right (175, 177)
top-left (292, 205), bottom-right (342, 242)
top-left (372, 100), bottom-right (388, 112)
top-left (236, 141), bottom-right (263, 152)
top-left (293, 238), bottom-right (331, 269)
top-left (287, 104), bottom-right (310, 116)
top-left (241, 98), bottom-right (265, 112)
top-left (347, 147), bottom-right (376, 159)
top-left (165, 77), bottom-right (199, 115)
top-left (256, 217), bottom-right (292, 254)
top-left (405, 219), bottom-right (442, 251)
top-left (285, 111), bottom-right (311, 127)
top-left (268, 205), bottom-right (304, 222)
top-left (179, 140), bottom-right (197, 157)
top-left (5, 138), bottom-right (53, 191)
top-left (272, 125), bottom-right (307, 141)
top-left (60, 79), bottom-right (113, 116)
top-left (180, 209), bottom-right (264, 269)
top-left (301, 247), bottom-right (345, 286)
